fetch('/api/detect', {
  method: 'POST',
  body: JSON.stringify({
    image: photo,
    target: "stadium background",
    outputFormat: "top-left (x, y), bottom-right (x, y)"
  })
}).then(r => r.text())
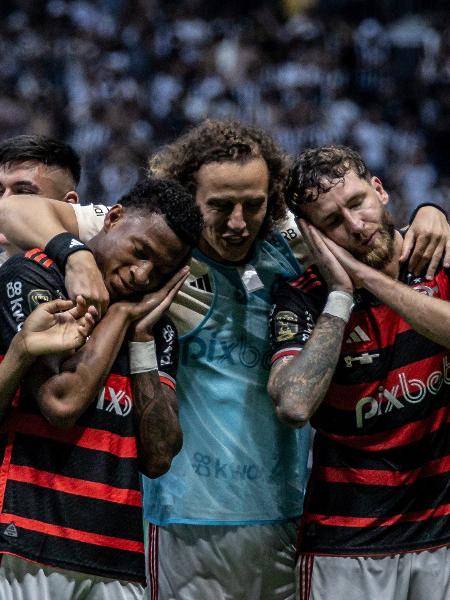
top-left (1, 0), bottom-right (449, 224)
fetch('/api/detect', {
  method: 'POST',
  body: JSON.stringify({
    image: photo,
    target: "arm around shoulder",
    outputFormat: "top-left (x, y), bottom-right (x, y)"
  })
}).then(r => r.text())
top-left (0, 195), bottom-right (79, 249)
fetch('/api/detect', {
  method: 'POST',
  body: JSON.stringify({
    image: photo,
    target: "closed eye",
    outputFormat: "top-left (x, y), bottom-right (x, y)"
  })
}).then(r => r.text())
top-left (14, 185), bottom-right (39, 195)
top-left (325, 215), bottom-right (342, 228)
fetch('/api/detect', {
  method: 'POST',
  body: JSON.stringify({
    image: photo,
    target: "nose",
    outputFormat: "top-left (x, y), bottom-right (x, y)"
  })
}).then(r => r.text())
top-left (342, 208), bottom-right (364, 235)
top-left (228, 204), bottom-right (246, 233)
top-left (130, 261), bottom-right (153, 287)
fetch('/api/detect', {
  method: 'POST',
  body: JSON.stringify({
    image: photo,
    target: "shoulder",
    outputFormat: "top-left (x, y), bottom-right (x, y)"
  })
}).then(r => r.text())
top-left (72, 204), bottom-right (111, 242)
top-left (0, 250), bottom-right (63, 285)
top-left (274, 210), bottom-right (311, 264)
top-left (153, 314), bottom-right (178, 344)
top-left (273, 265), bottom-right (327, 309)
top-left (0, 252), bottom-right (64, 342)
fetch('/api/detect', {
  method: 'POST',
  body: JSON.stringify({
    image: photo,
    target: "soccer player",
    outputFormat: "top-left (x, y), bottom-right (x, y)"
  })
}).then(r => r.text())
top-left (0, 135), bottom-right (81, 261)
top-left (0, 122), bottom-right (449, 599)
top-left (268, 145), bottom-right (450, 600)
top-left (0, 177), bottom-right (202, 599)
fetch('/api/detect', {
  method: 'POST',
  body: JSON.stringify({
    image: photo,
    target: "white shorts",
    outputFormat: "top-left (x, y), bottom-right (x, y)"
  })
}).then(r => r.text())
top-left (146, 521), bottom-right (297, 600)
top-left (297, 546), bottom-right (450, 600)
top-left (0, 553), bottom-right (145, 600)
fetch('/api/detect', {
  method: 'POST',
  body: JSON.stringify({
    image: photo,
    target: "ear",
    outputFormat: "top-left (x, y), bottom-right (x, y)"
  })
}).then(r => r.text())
top-left (371, 176), bottom-right (389, 206)
top-left (103, 204), bottom-right (124, 232)
top-left (63, 191), bottom-right (79, 204)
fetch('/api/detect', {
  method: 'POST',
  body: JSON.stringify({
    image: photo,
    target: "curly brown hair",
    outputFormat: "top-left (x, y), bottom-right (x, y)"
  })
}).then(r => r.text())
top-left (285, 145), bottom-right (371, 217)
top-left (149, 119), bottom-right (289, 239)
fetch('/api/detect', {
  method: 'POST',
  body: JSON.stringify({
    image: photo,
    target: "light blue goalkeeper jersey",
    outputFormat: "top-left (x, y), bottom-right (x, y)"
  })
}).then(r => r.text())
top-left (142, 233), bottom-right (311, 525)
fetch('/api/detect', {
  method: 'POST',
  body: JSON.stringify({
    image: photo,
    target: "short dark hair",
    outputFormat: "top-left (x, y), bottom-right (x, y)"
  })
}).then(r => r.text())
top-left (285, 145), bottom-right (371, 217)
top-left (0, 135), bottom-right (81, 185)
top-left (149, 119), bottom-right (289, 239)
top-left (118, 177), bottom-right (203, 247)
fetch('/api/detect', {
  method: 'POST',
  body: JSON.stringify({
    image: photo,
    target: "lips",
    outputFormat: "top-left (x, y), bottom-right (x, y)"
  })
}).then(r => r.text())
top-left (111, 275), bottom-right (133, 296)
top-left (223, 236), bottom-right (249, 245)
top-left (361, 231), bottom-right (378, 246)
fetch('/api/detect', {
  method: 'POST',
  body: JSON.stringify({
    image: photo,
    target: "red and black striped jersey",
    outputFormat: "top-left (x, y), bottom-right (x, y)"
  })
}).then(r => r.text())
top-left (270, 263), bottom-right (450, 556)
top-left (0, 252), bottom-right (179, 582)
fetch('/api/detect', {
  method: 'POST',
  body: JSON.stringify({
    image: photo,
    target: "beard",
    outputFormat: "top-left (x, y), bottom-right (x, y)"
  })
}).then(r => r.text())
top-left (351, 210), bottom-right (396, 270)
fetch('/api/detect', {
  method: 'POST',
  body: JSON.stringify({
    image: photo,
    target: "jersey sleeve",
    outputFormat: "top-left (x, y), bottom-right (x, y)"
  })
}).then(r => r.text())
top-left (0, 253), bottom-right (64, 349)
top-left (276, 210), bottom-right (312, 265)
top-left (269, 265), bottom-right (327, 365)
top-left (72, 204), bottom-right (111, 242)
top-left (152, 314), bottom-right (179, 391)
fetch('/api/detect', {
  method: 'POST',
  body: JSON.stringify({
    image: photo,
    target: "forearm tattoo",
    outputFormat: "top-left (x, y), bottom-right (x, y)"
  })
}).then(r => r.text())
top-left (131, 372), bottom-right (181, 475)
top-left (272, 315), bottom-right (346, 425)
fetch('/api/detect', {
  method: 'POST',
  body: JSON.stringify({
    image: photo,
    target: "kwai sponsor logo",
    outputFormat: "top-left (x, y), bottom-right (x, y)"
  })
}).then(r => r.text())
top-left (355, 356), bottom-right (450, 428)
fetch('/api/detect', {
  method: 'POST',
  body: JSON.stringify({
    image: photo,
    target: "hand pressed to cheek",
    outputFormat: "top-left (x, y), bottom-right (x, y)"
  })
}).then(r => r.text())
top-left (299, 220), bottom-right (354, 294)
top-left (318, 233), bottom-right (367, 288)
top-left (128, 266), bottom-right (190, 342)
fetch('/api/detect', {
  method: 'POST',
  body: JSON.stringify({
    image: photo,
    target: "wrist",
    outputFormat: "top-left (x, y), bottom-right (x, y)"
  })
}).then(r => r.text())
top-left (330, 283), bottom-right (354, 295)
top-left (323, 290), bottom-right (354, 323)
top-left (409, 203), bottom-right (448, 224)
top-left (45, 233), bottom-right (93, 272)
top-left (128, 340), bottom-right (158, 374)
top-left (129, 329), bottom-right (154, 342)
top-left (10, 331), bottom-right (35, 365)
top-left (66, 250), bottom-right (97, 271)
top-left (107, 302), bottom-right (135, 324)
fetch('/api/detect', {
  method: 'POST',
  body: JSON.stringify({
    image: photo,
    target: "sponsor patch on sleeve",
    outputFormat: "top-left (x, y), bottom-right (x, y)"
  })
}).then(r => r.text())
top-left (28, 289), bottom-right (52, 311)
top-left (274, 310), bottom-right (299, 342)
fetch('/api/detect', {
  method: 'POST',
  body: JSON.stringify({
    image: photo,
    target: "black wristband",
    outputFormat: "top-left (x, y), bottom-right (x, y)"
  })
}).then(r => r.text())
top-left (44, 232), bottom-right (92, 272)
top-left (409, 203), bottom-right (448, 225)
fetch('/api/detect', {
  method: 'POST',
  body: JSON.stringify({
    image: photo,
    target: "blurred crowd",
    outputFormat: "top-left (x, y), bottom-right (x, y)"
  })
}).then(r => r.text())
top-left (1, 0), bottom-right (449, 224)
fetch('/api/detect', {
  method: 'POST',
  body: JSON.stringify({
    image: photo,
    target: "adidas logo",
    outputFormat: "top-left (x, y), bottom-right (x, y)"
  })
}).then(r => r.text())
top-left (3, 522), bottom-right (18, 537)
top-left (189, 275), bottom-right (212, 293)
top-left (346, 326), bottom-right (370, 344)
top-left (69, 239), bottom-right (84, 249)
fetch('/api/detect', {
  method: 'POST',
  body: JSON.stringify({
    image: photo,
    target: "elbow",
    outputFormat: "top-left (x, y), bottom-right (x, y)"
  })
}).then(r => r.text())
top-left (275, 402), bottom-right (310, 429)
top-left (39, 394), bottom-right (83, 430)
top-left (268, 377), bottom-right (312, 428)
top-left (142, 461), bottom-right (172, 479)
top-left (140, 430), bottom-right (183, 479)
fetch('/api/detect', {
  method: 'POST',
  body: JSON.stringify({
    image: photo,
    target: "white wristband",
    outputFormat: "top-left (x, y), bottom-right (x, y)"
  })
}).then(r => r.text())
top-left (128, 340), bottom-right (158, 374)
top-left (322, 291), bottom-right (354, 323)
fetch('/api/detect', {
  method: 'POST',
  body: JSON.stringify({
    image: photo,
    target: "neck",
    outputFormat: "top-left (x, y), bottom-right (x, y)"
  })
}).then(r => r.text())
top-left (197, 238), bottom-right (255, 266)
top-left (85, 236), bottom-right (102, 267)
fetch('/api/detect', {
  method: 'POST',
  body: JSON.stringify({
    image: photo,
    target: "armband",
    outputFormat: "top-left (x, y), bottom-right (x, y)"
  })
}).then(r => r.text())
top-left (129, 340), bottom-right (158, 374)
top-left (409, 203), bottom-right (448, 225)
top-left (323, 291), bottom-right (354, 323)
top-left (44, 232), bottom-right (92, 271)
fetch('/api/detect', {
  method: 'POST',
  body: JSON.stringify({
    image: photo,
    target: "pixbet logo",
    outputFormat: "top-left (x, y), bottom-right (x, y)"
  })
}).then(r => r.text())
top-left (355, 356), bottom-right (450, 429)
top-left (96, 386), bottom-right (132, 417)
top-left (181, 334), bottom-right (271, 369)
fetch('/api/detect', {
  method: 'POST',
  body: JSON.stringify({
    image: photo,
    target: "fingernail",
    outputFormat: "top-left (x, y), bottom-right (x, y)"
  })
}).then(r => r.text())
top-left (426, 275), bottom-right (433, 280)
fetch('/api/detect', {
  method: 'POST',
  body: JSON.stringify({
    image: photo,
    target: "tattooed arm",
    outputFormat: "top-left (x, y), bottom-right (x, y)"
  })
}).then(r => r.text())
top-left (131, 366), bottom-right (182, 479)
top-left (268, 314), bottom-right (346, 428)
top-left (268, 220), bottom-right (354, 428)
top-left (128, 274), bottom-right (187, 478)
